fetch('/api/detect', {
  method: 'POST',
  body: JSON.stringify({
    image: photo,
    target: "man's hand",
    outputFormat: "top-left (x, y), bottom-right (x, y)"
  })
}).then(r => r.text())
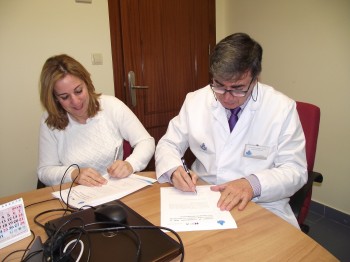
top-left (107, 160), bottom-right (133, 179)
top-left (171, 166), bottom-right (198, 193)
top-left (71, 168), bottom-right (107, 187)
top-left (210, 179), bottom-right (253, 211)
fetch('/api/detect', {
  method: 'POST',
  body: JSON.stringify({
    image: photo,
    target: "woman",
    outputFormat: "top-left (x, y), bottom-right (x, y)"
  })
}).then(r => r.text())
top-left (38, 54), bottom-right (155, 186)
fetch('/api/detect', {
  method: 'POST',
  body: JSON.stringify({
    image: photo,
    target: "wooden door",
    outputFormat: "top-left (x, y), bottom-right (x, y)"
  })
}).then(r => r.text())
top-left (108, 0), bottom-right (215, 168)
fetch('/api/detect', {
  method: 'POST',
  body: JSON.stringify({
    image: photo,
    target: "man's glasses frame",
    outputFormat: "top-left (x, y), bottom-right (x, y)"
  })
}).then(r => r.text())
top-left (210, 77), bottom-right (256, 97)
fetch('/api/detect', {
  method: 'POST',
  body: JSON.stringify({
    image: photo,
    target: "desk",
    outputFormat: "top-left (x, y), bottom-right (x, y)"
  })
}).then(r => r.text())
top-left (0, 187), bottom-right (65, 261)
top-left (1, 172), bottom-right (338, 261)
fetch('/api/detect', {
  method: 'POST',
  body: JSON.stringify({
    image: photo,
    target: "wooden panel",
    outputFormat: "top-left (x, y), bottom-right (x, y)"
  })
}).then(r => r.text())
top-left (108, 0), bottom-right (215, 144)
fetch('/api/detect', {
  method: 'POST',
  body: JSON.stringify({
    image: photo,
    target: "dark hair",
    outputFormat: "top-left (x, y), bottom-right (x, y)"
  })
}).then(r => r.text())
top-left (209, 32), bottom-right (263, 80)
top-left (40, 54), bottom-right (101, 130)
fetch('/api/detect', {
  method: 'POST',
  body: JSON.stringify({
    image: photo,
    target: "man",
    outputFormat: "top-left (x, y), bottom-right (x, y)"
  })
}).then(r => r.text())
top-left (155, 33), bottom-right (307, 228)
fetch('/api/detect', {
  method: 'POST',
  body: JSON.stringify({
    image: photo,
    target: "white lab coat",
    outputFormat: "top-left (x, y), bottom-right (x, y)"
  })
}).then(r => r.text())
top-left (155, 83), bottom-right (307, 228)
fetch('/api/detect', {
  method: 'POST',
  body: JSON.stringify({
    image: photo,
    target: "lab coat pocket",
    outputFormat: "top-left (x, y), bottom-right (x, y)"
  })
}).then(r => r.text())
top-left (243, 144), bottom-right (277, 173)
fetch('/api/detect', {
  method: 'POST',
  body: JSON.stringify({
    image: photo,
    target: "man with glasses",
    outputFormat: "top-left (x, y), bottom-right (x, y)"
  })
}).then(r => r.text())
top-left (155, 33), bottom-right (307, 228)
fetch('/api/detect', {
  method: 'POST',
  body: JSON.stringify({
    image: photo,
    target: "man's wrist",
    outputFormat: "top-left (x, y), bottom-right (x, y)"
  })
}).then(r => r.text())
top-left (245, 174), bottom-right (261, 197)
top-left (163, 167), bottom-right (178, 184)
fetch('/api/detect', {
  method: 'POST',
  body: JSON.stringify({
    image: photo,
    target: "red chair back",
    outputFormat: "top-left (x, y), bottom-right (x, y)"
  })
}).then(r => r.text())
top-left (293, 101), bottom-right (321, 228)
top-left (296, 101), bottom-right (320, 172)
top-left (123, 140), bottom-right (133, 160)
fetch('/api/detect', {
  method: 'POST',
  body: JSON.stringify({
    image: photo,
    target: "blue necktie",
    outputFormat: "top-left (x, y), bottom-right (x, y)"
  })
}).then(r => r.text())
top-left (229, 107), bottom-right (241, 132)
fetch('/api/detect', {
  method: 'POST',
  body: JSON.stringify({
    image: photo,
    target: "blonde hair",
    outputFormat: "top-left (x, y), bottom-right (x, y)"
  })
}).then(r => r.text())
top-left (40, 54), bottom-right (101, 130)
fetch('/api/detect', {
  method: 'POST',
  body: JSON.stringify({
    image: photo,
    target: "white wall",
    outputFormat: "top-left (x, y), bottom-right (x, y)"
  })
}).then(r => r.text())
top-left (0, 0), bottom-right (114, 196)
top-left (216, 0), bottom-right (350, 214)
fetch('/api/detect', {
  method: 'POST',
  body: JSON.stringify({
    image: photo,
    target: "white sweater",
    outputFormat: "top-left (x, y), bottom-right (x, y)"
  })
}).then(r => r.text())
top-left (38, 95), bottom-right (155, 185)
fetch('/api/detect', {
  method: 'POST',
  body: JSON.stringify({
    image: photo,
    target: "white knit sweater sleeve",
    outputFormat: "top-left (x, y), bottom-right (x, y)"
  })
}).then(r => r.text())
top-left (112, 97), bottom-right (155, 172)
top-left (37, 112), bottom-right (76, 185)
top-left (37, 95), bottom-right (155, 186)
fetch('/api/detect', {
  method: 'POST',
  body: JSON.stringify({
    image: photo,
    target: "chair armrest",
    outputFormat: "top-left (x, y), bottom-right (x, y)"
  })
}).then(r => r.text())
top-left (311, 171), bottom-right (323, 183)
top-left (290, 171), bottom-right (323, 218)
top-left (37, 179), bottom-right (47, 189)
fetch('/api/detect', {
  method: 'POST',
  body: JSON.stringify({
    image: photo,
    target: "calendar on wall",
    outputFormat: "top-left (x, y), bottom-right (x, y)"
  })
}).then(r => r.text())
top-left (0, 198), bottom-right (31, 249)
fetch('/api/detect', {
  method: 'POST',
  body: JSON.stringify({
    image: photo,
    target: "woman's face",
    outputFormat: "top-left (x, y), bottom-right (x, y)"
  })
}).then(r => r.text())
top-left (54, 74), bottom-right (90, 123)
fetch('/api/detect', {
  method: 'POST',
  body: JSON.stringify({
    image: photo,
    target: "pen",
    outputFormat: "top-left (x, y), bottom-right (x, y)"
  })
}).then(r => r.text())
top-left (113, 146), bottom-right (120, 162)
top-left (181, 158), bottom-right (197, 194)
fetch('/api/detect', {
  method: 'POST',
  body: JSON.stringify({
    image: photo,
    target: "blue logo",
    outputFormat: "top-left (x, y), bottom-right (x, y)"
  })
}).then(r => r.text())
top-left (217, 220), bottom-right (225, 226)
top-left (200, 143), bottom-right (207, 151)
top-left (245, 150), bottom-right (252, 156)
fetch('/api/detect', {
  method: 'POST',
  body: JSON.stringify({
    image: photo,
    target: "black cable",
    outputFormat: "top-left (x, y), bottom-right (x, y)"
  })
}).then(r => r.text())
top-left (34, 208), bottom-right (74, 230)
top-left (40, 216), bottom-right (184, 262)
top-left (55, 227), bottom-right (88, 262)
top-left (132, 225), bottom-right (184, 262)
top-left (25, 198), bottom-right (60, 208)
top-left (21, 250), bottom-right (43, 262)
top-left (84, 221), bottom-right (142, 262)
top-left (20, 230), bottom-right (36, 261)
top-left (59, 164), bottom-right (81, 211)
top-left (44, 216), bottom-right (88, 262)
top-left (3, 163), bottom-right (184, 262)
top-left (1, 249), bottom-right (28, 262)
top-left (2, 193), bottom-right (73, 261)
top-left (84, 222), bottom-right (184, 262)
top-left (43, 220), bottom-right (184, 262)
top-left (2, 165), bottom-right (85, 262)
top-left (1, 230), bottom-right (35, 262)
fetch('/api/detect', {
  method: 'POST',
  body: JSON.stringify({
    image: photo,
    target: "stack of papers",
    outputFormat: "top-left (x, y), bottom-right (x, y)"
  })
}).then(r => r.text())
top-left (161, 185), bottom-right (237, 232)
top-left (52, 174), bottom-right (156, 208)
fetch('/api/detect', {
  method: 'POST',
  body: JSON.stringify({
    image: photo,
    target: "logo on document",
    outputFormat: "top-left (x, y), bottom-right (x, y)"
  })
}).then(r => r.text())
top-left (217, 220), bottom-right (225, 226)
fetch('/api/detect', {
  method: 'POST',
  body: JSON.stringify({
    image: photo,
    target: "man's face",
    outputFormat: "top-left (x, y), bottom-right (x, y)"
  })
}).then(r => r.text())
top-left (211, 71), bottom-right (256, 109)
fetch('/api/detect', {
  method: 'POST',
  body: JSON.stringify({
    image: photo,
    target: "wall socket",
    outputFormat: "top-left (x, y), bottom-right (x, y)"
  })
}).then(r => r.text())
top-left (91, 53), bottom-right (103, 65)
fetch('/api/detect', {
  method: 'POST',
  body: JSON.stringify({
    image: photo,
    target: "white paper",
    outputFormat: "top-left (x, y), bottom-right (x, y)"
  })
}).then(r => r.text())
top-left (161, 185), bottom-right (237, 232)
top-left (52, 174), bottom-right (156, 208)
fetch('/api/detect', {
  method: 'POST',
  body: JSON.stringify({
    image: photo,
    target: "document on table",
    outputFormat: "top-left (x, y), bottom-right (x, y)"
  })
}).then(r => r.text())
top-left (161, 185), bottom-right (237, 232)
top-left (52, 174), bottom-right (156, 209)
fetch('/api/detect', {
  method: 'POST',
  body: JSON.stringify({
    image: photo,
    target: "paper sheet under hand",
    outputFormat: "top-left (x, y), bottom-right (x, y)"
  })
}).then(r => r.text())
top-left (52, 174), bottom-right (156, 209)
top-left (161, 185), bottom-right (237, 232)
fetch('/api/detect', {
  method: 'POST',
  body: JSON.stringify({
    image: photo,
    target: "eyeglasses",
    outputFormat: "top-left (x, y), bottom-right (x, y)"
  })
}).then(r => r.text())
top-left (210, 77), bottom-right (255, 97)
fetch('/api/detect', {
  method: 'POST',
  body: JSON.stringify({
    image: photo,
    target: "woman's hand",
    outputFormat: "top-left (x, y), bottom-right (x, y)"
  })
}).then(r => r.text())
top-left (71, 167), bottom-right (107, 187)
top-left (107, 160), bottom-right (133, 178)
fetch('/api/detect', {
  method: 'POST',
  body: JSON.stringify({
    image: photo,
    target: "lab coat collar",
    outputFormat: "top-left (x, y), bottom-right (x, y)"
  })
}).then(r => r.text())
top-left (210, 83), bottom-right (261, 114)
top-left (208, 86), bottom-right (227, 126)
top-left (209, 83), bottom-right (262, 133)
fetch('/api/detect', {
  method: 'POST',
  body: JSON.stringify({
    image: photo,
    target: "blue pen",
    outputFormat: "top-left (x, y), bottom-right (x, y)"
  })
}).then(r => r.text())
top-left (181, 158), bottom-right (197, 194)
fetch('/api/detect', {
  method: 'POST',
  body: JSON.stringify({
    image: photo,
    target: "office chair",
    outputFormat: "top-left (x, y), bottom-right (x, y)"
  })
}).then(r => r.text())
top-left (289, 101), bottom-right (323, 233)
top-left (36, 140), bottom-right (133, 189)
top-left (122, 140), bottom-right (133, 161)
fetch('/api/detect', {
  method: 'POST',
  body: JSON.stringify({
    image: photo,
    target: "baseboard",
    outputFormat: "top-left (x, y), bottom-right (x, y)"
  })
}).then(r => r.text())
top-left (309, 201), bottom-right (350, 227)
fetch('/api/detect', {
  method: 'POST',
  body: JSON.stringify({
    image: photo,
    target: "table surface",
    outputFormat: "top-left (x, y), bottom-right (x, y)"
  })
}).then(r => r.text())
top-left (0, 172), bottom-right (338, 261)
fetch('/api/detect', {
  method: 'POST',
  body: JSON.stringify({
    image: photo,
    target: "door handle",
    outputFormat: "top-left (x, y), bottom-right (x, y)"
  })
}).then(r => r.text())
top-left (128, 71), bottom-right (148, 107)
